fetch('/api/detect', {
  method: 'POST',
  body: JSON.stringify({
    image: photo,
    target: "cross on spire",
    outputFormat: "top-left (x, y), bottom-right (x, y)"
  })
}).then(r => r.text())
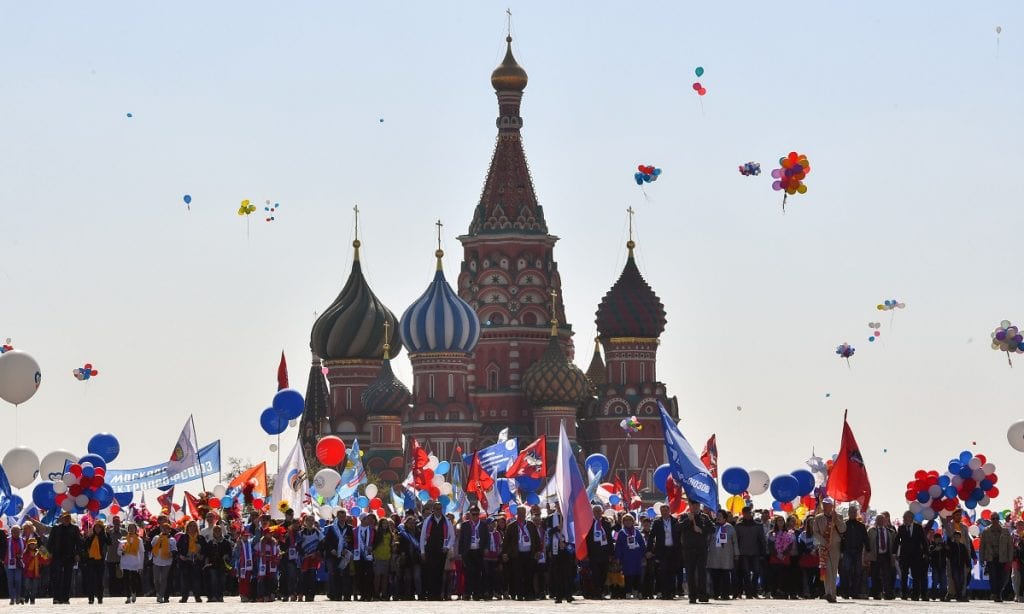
top-left (353, 205), bottom-right (360, 241)
top-left (382, 319), bottom-right (391, 360)
top-left (435, 219), bottom-right (443, 251)
top-left (352, 205), bottom-right (362, 258)
top-left (549, 288), bottom-right (559, 336)
top-left (506, 8), bottom-right (512, 37)
top-left (626, 206), bottom-right (636, 253)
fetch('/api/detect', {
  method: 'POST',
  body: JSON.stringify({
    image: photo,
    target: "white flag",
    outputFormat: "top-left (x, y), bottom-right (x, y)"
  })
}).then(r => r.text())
top-left (167, 415), bottom-right (199, 478)
top-left (497, 427), bottom-right (509, 443)
top-left (271, 437), bottom-right (308, 520)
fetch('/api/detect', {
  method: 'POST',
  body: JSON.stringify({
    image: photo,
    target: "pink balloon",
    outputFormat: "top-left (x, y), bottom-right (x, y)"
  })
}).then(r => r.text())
top-left (321, 367), bottom-right (329, 375)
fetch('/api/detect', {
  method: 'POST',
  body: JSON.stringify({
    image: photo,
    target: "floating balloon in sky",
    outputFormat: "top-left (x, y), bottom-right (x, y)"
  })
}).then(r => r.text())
top-left (771, 151), bottom-right (811, 212)
top-left (265, 200), bottom-right (279, 223)
top-left (868, 322), bottom-right (881, 342)
top-left (991, 320), bottom-right (1024, 367)
top-left (835, 343), bottom-right (855, 367)
top-left (378, 118), bottom-right (384, 123)
top-left (183, 194), bottom-right (192, 211)
top-left (691, 81), bottom-right (707, 96)
top-left (738, 162), bottom-right (761, 176)
top-left (73, 364), bottom-right (99, 381)
top-left (695, 66), bottom-right (704, 78)
top-left (126, 113), bottom-right (133, 118)
top-left (876, 299), bottom-right (906, 311)
top-left (996, 26), bottom-right (1002, 35)
top-left (0, 338), bottom-right (13, 354)
top-left (634, 164), bottom-right (662, 186)
top-left (238, 200), bottom-right (256, 216)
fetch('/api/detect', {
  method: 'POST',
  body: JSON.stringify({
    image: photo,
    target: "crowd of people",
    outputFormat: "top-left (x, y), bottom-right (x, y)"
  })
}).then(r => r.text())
top-left (2, 496), bottom-right (1023, 605)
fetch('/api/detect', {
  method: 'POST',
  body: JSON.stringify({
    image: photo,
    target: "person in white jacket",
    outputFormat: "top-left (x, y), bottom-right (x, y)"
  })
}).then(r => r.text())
top-left (117, 523), bottom-right (145, 604)
top-left (150, 523), bottom-right (178, 603)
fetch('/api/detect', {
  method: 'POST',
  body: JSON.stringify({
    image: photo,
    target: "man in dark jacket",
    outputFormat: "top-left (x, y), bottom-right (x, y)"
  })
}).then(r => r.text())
top-left (841, 505), bottom-right (868, 598)
top-left (895, 511), bottom-right (928, 600)
top-left (734, 507), bottom-right (767, 599)
top-left (679, 502), bottom-right (714, 603)
top-left (501, 505), bottom-right (541, 600)
top-left (322, 510), bottom-right (353, 601)
top-left (584, 505), bottom-right (614, 599)
top-left (647, 504), bottom-right (679, 600)
top-left (458, 505), bottom-right (489, 600)
top-left (47, 512), bottom-right (82, 604)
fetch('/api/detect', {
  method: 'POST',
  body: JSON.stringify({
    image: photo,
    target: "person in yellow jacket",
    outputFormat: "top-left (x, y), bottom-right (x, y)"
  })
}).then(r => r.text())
top-left (150, 523), bottom-right (177, 603)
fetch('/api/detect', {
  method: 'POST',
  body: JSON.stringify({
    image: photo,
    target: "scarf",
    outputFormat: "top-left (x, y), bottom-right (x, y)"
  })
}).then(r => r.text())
top-left (123, 534), bottom-right (140, 556)
top-left (154, 535), bottom-right (171, 559)
top-left (774, 529), bottom-right (794, 557)
top-left (88, 535), bottom-right (103, 560)
top-left (818, 516), bottom-right (832, 579)
top-left (238, 539), bottom-right (253, 571)
top-left (187, 535), bottom-right (200, 555)
top-left (398, 525), bottom-right (420, 551)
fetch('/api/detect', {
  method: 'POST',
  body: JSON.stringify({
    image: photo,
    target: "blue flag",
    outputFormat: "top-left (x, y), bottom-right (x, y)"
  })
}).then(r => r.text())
top-left (659, 402), bottom-right (718, 511)
top-left (0, 463), bottom-right (11, 516)
top-left (338, 439), bottom-right (367, 500)
top-left (462, 438), bottom-right (518, 476)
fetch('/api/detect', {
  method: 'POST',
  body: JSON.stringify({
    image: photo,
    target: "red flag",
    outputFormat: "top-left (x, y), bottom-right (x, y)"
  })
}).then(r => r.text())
top-left (277, 351), bottom-right (289, 391)
top-left (628, 473), bottom-right (643, 510)
top-left (409, 438), bottom-right (430, 489)
top-left (700, 434), bottom-right (718, 479)
top-left (664, 475), bottom-right (689, 514)
top-left (505, 436), bottom-right (546, 479)
top-left (184, 491), bottom-right (201, 520)
top-left (467, 453), bottom-right (495, 510)
top-left (156, 486), bottom-right (175, 514)
top-left (826, 410), bottom-right (872, 509)
top-left (613, 475), bottom-right (625, 506)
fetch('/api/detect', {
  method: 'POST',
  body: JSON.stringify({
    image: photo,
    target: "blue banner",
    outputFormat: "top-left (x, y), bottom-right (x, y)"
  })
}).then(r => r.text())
top-left (463, 438), bottom-right (518, 476)
top-left (659, 404), bottom-right (718, 511)
top-left (103, 441), bottom-right (221, 493)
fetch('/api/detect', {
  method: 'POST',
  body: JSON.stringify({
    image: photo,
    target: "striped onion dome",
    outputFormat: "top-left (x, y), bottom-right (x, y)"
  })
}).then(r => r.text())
top-left (400, 250), bottom-right (481, 354)
top-left (310, 241), bottom-right (402, 361)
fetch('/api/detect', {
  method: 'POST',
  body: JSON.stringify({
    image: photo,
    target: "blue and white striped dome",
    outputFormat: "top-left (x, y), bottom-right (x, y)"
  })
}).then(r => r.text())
top-left (400, 257), bottom-right (481, 354)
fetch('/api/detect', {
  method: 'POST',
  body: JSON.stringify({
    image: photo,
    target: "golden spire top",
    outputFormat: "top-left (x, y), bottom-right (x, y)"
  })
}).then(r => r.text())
top-left (549, 288), bottom-right (560, 336)
top-left (626, 206), bottom-right (636, 255)
top-left (352, 204), bottom-right (361, 260)
top-left (593, 336), bottom-right (601, 352)
top-left (382, 319), bottom-right (391, 360)
top-left (435, 219), bottom-right (445, 270)
top-left (491, 14), bottom-right (528, 92)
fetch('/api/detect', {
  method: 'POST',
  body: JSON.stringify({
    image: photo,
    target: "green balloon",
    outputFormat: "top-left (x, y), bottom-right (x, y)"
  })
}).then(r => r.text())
top-left (695, 66), bottom-right (704, 77)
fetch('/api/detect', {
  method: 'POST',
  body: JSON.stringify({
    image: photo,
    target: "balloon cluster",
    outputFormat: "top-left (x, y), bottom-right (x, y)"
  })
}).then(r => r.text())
top-left (835, 342), bottom-right (855, 363)
top-left (409, 451), bottom-right (455, 505)
top-left (73, 363), bottom-right (99, 381)
top-left (692, 67), bottom-right (707, 96)
top-left (771, 151), bottom-right (811, 210)
top-left (619, 415), bottom-right (642, 435)
top-left (738, 162), bottom-right (761, 177)
top-left (259, 388), bottom-right (305, 435)
top-left (264, 200), bottom-right (279, 223)
top-left (634, 164), bottom-right (662, 186)
top-left (48, 451), bottom-right (115, 516)
top-left (867, 322), bottom-right (881, 343)
top-left (0, 338), bottom-right (13, 353)
top-left (991, 320), bottom-right (1024, 367)
top-left (877, 299), bottom-right (906, 311)
top-left (237, 199), bottom-right (256, 216)
top-left (350, 484), bottom-right (387, 519)
top-left (905, 450), bottom-right (1000, 520)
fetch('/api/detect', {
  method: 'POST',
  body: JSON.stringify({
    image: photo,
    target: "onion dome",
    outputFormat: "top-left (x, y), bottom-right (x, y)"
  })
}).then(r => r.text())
top-left (585, 337), bottom-right (606, 392)
top-left (362, 328), bottom-right (412, 417)
top-left (310, 240), bottom-right (402, 361)
top-left (491, 36), bottom-right (528, 92)
top-left (400, 248), bottom-right (481, 354)
top-left (523, 300), bottom-right (590, 407)
top-left (595, 241), bottom-right (666, 339)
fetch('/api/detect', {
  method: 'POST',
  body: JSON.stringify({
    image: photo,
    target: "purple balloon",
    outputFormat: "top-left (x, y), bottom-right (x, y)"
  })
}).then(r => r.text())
top-left (996, 331), bottom-right (1007, 341)
top-left (772, 181), bottom-right (782, 191)
top-left (771, 169), bottom-right (782, 179)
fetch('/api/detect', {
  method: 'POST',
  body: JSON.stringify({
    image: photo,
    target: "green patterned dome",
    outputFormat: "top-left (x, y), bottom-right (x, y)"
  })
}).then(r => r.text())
top-left (523, 335), bottom-right (590, 407)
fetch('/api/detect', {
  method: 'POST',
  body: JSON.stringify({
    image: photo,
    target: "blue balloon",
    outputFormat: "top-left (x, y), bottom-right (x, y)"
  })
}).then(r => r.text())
top-left (971, 488), bottom-right (984, 501)
top-left (948, 461), bottom-right (962, 474)
top-left (79, 454), bottom-right (107, 471)
top-left (634, 173), bottom-right (644, 186)
top-left (516, 475), bottom-right (541, 493)
top-left (609, 494), bottom-right (621, 506)
top-left (965, 498), bottom-right (977, 510)
top-left (771, 500), bottom-right (783, 511)
top-left (721, 467), bottom-right (750, 495)
top-left (183, 194), bottom-right (192, 204)
top-left (417, 490), bottom-right (429, 503)
top-left (221, 496), bottom-right (233, 508)
top-left (959, 451), bottom-right (972, 464)
top-left (351, 505), bottom-right (363, 516)
top-left (436, 461), bottom-right (450, 476)
top-left (509, 502), bottom-right (518, 515)
top-left (6, 494), bottom-right (24, 516)
top-left (769, 475), bottom-right (799, 503)
top-left (82, 466), bottom-right (95, 479)
top-left (496, 478), bottom-right (513, 504)
top-left (958, 466), bottom-right (973, 480)
top-left (272, 388), bottom-right (305, 420)
top-left (916, 490), bottom-right (930, 504)
top-left (980, 479), bottom-right (993, 491)
top-left (653, 464), bottom-right (672, 494)
top-left (944, 486), bottom-right (958, 499)
top-left (645, 507), bottom-right (656, 519)
top-left (94, 484), bottom-right (114, 508)
top-left (791, 469), bottom-right (815, 497)
top-left (357, 496), bottom-right (370, 508)
top-left (114, 491), bottom-right (134, 507)
top-left (88, 432), bottom-right (120, 463)
top-left (32, 482), bottom-right (57, 510)
top-left (526, 492), bottom-right (540, 506)
top-left (585, 454), bottom-right (610, 480)
top-left (260, 407), bottom-right (288, 435)
top-left (938, 475), bottom-right (951, 488)
top-left (914, 512), bottom-right (924, 523)
top-left (439, 495), bottom-right (451, 509)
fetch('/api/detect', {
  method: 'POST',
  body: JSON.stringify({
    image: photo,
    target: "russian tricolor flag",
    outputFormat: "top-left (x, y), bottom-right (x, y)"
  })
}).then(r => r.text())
top-left (553, 420), bottom-right (591, 561)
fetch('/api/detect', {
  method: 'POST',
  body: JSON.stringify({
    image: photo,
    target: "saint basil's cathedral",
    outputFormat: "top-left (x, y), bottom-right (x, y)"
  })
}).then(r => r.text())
top-left (298, 37), bottom-right (680, 494)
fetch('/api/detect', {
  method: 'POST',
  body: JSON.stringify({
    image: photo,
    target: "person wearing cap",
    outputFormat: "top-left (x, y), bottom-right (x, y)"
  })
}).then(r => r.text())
top-left (46, 512), bottom-right (81, 604)
top-left (458, 504), bottom-right (488, 600)
top-left (22, 535), bottom-right (45, 605)
top-left (811, 497), bottom-right (847, 603)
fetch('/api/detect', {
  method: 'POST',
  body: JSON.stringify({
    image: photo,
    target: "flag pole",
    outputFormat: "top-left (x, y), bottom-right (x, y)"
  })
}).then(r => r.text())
top-left (191, 413), bottom-right (207, 493)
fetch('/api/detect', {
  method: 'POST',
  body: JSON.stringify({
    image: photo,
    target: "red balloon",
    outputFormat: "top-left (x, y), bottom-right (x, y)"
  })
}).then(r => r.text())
top-left (316, 436), bottom-right (347, 466)
top-left (69, 464), bottom-right (83, 478)
top-left (94, 467), bottom-right (105, 478)
top-left (698, 88), bottom-right (707, 96)
top-left (369, 498), bottom-right (382, 510)
top-left (692, 82), bottom-right (701, 91)
top-left (209, 498), bottom-right (222, 509)
top-left (375, 508), bottom-right (386, 518)
top-left (976, 454), bottom-right (987, 465)
top-left (963, 478), bottom-right (976, 491)
top-left (253, 498), bottom-right (265, 510)
top-left (87, 500), bottom-right (100, 512)
top-left (428, 486), bottom-right (440, 500)
top-left (989, 473), bottom-right (999, 485)
top-left (904, 489), bottom-right (916, 501)
top-left (930, 500), bottom-right (943, 512)
top-left (945, 499), bottom-right (958, 511)
top-left (110, 504), bottom-right (121, 515)
top-left (55, 493), bottom-right (67, 505)
top-left (988, 486), bottom-right (1000, 498)
top-left (982, 509), bottom-right (993, 520)
top-left (422, 468), bottom-right (434, 482)
top-left (69, 484), bottom-right (82, 497)
top-left (914, 470), bottom-right (927, 480)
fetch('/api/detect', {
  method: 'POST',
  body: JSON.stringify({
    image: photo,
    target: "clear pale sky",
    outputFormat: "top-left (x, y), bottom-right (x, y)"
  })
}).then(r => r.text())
top-left (1, 2), bottom-right (1022, 514)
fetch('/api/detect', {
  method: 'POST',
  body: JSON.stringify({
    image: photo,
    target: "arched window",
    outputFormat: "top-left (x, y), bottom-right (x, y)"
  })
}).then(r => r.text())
top-left (522, 312), bottom-right (537, 325)
top-left (429, 375), bottom-right (436, 400)
top-left (448, 374), bottom-right (455, 399)
top-left (487, 368), bottom-right (499, 392)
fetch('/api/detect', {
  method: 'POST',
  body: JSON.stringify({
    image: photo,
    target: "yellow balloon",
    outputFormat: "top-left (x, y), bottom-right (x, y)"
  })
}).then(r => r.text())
top-left (726, 495), bottom-right (745, 515)
top-left (241, 199), bottom-right (250, 207)
top-left (797, 184), bottom-right (808, 194)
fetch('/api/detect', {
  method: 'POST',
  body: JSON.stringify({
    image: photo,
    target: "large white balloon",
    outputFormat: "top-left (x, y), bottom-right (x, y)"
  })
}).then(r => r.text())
top-left (439, 482), bottom-right (453, 496)
top-left (1007, 420), bottom-right (1024, 452)
top-left (314, 468), bottom-right (341, 494)
top-left (747, 469), bottom-right (770, 496)
top-left (213, 485), bottom-right (227, 498)
top-left (40, 450), bottom-right (78, 482)
top-left (364, 484), bottom-right (378, 499)
top-left (2, 446), bottom-right (40, 488)
top-left (52, 480), bottom-right (68, 495)
top-left (0, 351), bottom-right (42, 405)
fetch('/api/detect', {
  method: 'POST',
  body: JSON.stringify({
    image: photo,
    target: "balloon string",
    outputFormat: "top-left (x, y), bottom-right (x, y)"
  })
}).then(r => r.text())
top-left (1009, 352), bottom-right (1013, 368)
top-left (782, 194), bottom-right (787, 213)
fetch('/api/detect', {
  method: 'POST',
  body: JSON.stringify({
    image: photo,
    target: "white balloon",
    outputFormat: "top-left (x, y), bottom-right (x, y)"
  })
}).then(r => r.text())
top-left (40, 450), bottom-right (78, 482)
top-left (314, 468), bottom-right (341, 494)
top-left (1008, 420), bottom-right (1024, 452)
top-left (319, 504), bottom-right (334, 519)
top-left (920, 507), bottom-right (936, 521)
top-left (747, 470), bottom-right (770, 496)
top-left (952, 476), bottom-right (964, 487)
top-left (968, 457), bottom-right (982, 470)
top-left (971, 468), bottom-right (986, 482)
top-left (968, 525), bottom-right (980, 538)
top-left (213, 485), bottom-right (227, 498)
top-left (427, 455), bottom-right (440, 470)
top-left (908, 501), bottom-right (923, 514)
top-left (269, 444), bottom-right (278, 453)
top-left (52, 480), bottom-right (68, 494)
top-left (982, 463), bottom-right (996, 475)
top-left (288, 419), bottom-right (298, 428)
top-left (364, 484), bottom-right (378, 499)
top-left (980, 495), bottom-right (991, 507)
top-left (2, 446), bottom-right (40, 488)
top-left (439, 482), bottom-right (453, 496)
top-left (432, 474), bottom-right (445, 487)
top-left (928, 485), bottom-right (942, 499)
top-left (60, 498), bottom-right (75, 512)
top-left (0, 350), bottom-right (42, 405)
top-left (62, 472), bottom-right (78, 486)
top-left (939, 508), bottom-right (953, 518)
top-left (75, 494), bottom-right (89, 507)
